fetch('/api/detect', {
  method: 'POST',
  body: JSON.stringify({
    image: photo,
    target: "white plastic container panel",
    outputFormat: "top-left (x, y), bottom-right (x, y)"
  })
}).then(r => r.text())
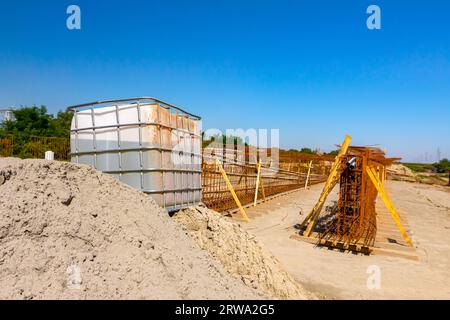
top-left (69, 98), bottom-right (202, 212)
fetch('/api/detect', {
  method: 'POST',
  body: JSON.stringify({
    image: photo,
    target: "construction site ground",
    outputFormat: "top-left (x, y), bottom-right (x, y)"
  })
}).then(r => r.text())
top-left (2, 158), bottom-right (449, 299)
top-left (238, 180), bottom-right (450, 299)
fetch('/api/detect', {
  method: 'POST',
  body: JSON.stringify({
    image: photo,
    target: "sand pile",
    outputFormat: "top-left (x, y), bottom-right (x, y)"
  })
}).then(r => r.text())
top-left (173, 206), bottom-right (315, 300)
top-left (387, 164), bottom-right (417, 182)
top-left (0, 158), bottom-right (262, 300)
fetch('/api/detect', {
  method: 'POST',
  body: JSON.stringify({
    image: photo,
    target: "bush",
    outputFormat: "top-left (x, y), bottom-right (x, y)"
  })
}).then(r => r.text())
top-left (402, 162), bottom-right (435, 173)
top-left (434, 159), bottom-right (450, 173)
top-left (0, 106), bottom-right (72, 159)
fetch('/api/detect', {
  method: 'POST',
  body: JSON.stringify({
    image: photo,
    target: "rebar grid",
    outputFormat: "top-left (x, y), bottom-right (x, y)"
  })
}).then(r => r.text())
top-left (28, 136), bottom-right (70, 161)
top-left (201, 151), bottom-right (330, 212)
top-left (0, 134), bottom-right (13, 157)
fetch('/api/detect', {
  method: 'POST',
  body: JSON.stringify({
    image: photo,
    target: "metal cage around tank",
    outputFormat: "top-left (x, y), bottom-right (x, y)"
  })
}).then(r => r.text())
top-left (68, 97), bottom-right (202, 212)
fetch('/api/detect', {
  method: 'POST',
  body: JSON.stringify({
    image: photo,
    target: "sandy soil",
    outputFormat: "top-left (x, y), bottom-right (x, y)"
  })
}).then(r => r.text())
top-left (241, 181), bottom-right (450, 299)
top-left (3, 157), bottom-right (448, 300)
top-left (0, 158), bottom-right (262, 300)
top-left (387, 163), bottom-right (417, 182)
top-left (387, 163), bottom-right (450, 186)
top-left (174, 206), bottom-right (315, 299)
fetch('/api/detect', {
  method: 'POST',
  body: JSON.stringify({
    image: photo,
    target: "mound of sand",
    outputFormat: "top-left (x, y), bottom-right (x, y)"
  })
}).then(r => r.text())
top-left (0, 158), bottom-right (262, 300)
top-left (387, 164), bottom-right (417, 182)
top-left (173, 206), bottom-right (315, 300)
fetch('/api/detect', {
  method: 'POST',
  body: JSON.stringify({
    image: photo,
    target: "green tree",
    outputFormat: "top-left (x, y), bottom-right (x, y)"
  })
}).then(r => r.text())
top-left (326, 150), bottom-right (340, 156)
top-left (0, 106), bottom-right (72, 158)
top-left (0, 106), bottom-right (72, 136)
top-left (434, 158), bottom-right (450, 173)
top-left (1, 106), bottom-right (52, 135)
top-left (285, 147), bottom-right (318, 154)
top-left (208, 134), bottom-right (248, 146)
top-left (52, 110), bottom-right (73, 136)
top-left (299, 147), bottom-right (316, 154)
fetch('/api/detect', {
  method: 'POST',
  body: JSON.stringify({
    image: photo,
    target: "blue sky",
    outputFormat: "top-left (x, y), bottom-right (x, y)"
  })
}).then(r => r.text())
top-left (0, 0), bottom-right (449, 162)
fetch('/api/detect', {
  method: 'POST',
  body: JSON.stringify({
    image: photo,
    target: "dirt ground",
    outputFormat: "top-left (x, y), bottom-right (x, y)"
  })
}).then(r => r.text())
top-left (387, 163), bottom-right (450, 186)
top-left (241, 181), bottom-right (450, 299)
top-left (2, 157), bottom-right (448, 300)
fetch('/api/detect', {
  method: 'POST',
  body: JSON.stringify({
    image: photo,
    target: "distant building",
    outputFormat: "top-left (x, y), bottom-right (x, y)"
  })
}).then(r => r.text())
top-left (0, 109), bottom-right (15, 123)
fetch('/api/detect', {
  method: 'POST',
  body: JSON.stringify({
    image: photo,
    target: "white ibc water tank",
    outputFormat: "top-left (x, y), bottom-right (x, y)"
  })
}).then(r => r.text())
top-left (68, 97), bottom-right (202, 212)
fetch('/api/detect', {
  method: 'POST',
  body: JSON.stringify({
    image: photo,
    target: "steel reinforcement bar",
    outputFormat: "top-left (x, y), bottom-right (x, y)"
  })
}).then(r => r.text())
top-left (202, 153), bottom-right (332, 212)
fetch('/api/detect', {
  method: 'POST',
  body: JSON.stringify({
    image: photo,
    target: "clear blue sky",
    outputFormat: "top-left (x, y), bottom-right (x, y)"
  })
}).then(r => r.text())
top-left (1, 0), bottom-right (449, 162)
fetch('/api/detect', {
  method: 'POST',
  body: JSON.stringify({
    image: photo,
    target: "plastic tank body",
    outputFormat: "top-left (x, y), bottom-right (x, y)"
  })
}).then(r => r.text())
top-left (69, 97), bottom-right (202, 212)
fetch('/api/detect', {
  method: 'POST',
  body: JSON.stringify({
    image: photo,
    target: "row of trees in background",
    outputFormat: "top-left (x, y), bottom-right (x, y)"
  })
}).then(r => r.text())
top-left (287, 148), bottom-right (339, 156)
top-left (202, 134), bottom-right (338, 156)
top-left (0, 106), bottom-right (72, 158)
top-left (403, 159), bottom-right (450, 174)
top-left (201, 133), bottom-right (248, 147)
top-left (2, 107), bottom-right (338, 159)
top-left (5, 107), bottom-right (446, 172)
top-left (1, 106), bottom-right (72, 137)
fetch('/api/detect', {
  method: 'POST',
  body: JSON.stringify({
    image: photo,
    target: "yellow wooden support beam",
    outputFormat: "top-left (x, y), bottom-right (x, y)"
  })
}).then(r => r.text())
top-left (215, 158), bottom-right (250, 222)
top-left (302, 134), bottom-right (352, 237)
top-left (304, 160), bottom-right (313, 190)
top-left (366, 166), bottom-right (413, 247)
top-left (253, 159), bottom-right (262, 206)
top-left (260, 174), bottom-right (266, 201)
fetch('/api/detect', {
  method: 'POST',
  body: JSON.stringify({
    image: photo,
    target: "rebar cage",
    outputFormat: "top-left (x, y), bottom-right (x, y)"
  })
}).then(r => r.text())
top-left (201, 149), bottom-right (331, 212)
top-left (318, 147), bottom-right (395, 247)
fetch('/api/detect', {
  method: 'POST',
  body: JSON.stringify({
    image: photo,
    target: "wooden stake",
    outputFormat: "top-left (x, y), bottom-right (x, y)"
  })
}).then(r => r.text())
top-left (366, 166), bottom-right (413, 247)
top-left (253, 159), bottom-right (262, 206)
top-left (215, 158), bottom-right (250, 222)
top-left (301, 135), bottom-right (352, 237)
top-left (304, 160), bottom-right (313, 190)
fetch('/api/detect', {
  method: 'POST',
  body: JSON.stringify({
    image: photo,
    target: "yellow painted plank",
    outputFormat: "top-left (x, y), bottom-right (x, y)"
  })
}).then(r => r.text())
top-left (304, 160), bottom-right (313, 190)
top-left (366, 166), bottom-right (413, 247)
top-left (302, 135), bottom-right (352, 236)
top-left (215, 158), bottom-right (250, 222)
top-left (253, 159), bottom-right (262, 207)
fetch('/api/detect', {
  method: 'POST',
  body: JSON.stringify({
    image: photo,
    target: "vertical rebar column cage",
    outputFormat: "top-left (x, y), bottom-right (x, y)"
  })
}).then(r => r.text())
top-left (335, 153), bottom-right (377, 246)
top-left (67, 97), bottom-right (202, 212)
top-left (319, 148), bottom-right (386, 247)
